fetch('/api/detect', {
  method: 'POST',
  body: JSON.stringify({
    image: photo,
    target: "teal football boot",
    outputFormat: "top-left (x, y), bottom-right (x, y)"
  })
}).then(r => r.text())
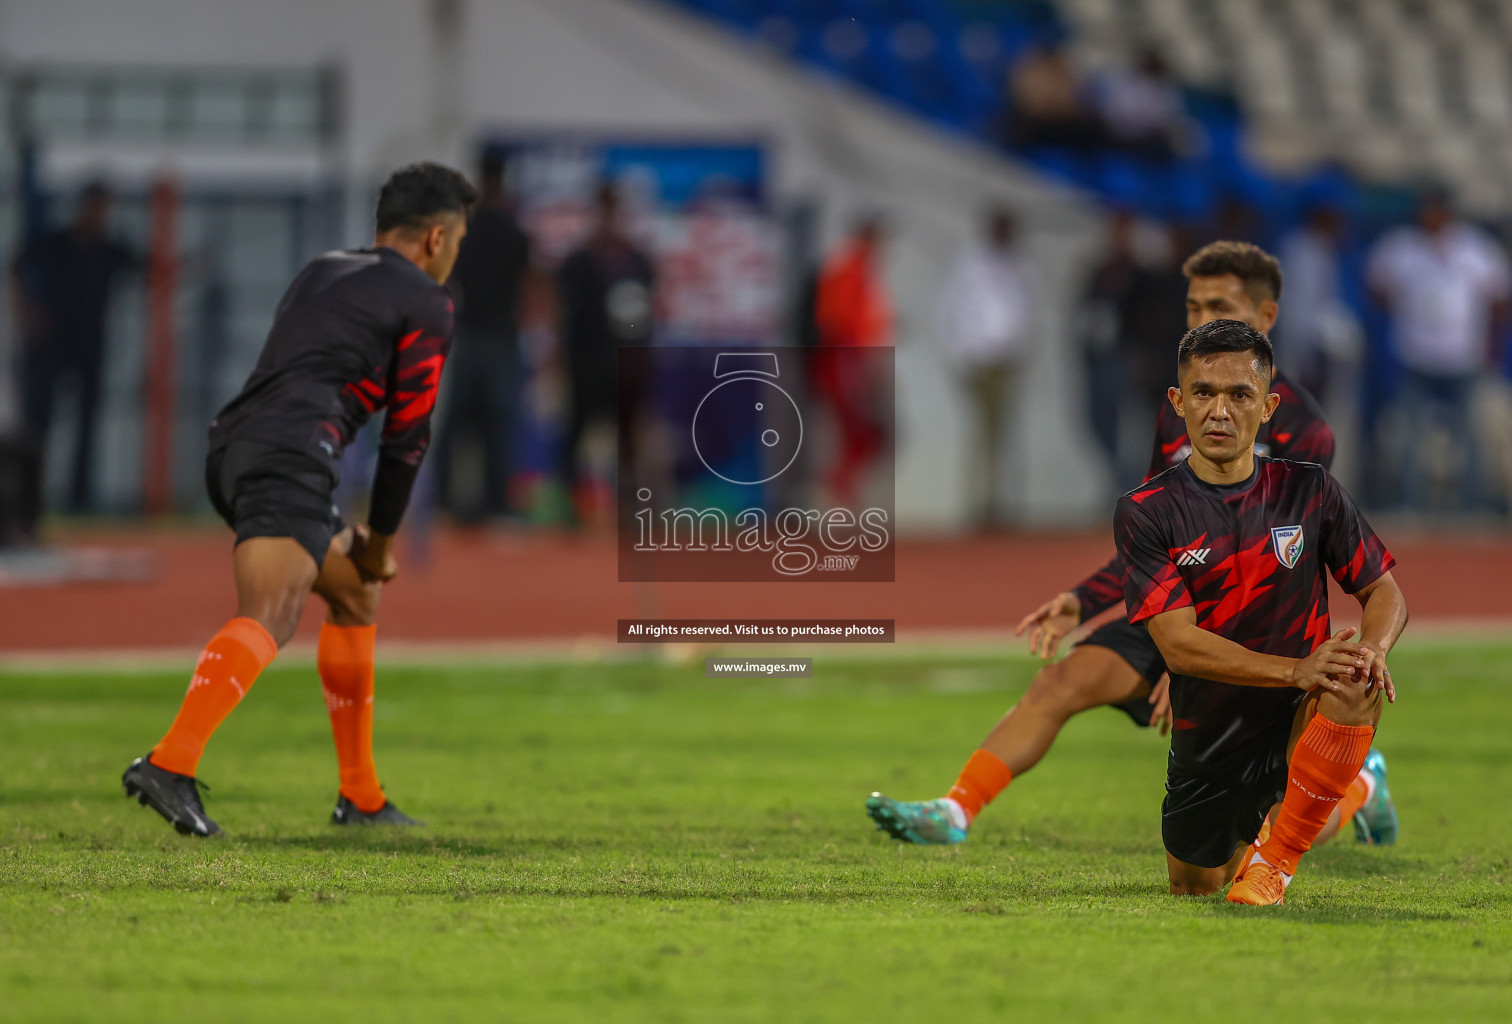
top-left (1351, 749), bottom-right (1398, 846)
top-left (866, 793), bottom-right (967, 844)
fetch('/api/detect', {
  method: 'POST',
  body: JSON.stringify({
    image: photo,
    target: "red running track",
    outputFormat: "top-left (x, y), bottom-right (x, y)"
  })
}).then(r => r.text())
top-left (1, 525), bottom-right (1509, 655)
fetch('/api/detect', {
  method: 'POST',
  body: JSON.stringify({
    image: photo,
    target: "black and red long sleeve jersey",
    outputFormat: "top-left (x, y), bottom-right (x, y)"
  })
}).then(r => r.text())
top-left (208, 246), bottom-right (453, 534)
top-left (1113, 457), bottom-right (1394, 775)
top-left (1071, 368), bottom-right (1335, 617)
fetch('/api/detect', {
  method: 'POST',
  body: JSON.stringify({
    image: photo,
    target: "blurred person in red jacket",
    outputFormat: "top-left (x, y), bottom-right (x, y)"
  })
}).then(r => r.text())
top-left (812, 215), bottom-right (891, 504)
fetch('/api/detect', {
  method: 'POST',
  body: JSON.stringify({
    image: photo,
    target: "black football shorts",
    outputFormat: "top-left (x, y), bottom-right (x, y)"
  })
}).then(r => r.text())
top-left (206, 440), bottom-right (344, 569)
top-left (1075, 617), bottom-right (1169, 727)
top-left (1161, 740), bottom-right (1289, 869)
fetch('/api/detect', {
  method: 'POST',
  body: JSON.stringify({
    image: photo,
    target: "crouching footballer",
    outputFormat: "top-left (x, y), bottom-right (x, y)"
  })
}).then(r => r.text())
top-left (1116, 318), bottom-right (1407, 904)
top-left (122, 162), bottom-right (476, 835)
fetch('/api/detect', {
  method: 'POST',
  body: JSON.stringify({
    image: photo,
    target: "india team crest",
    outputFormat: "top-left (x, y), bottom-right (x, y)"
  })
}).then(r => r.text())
top-left (1270, 525), bottom-right (1304, 569)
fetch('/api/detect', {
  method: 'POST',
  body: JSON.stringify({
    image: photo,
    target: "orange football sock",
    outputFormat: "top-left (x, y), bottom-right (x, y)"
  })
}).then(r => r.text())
top-left (947, 748), bottom-right (1014, 822)
top-left (318, 622), bottom-right (385, 813)
top-left (1259, 715), bottom-right (1373, 873)
top-left (1336, 770), bottom-right (1372, 824)
top-left (152, 617), bottom-right (278, 776)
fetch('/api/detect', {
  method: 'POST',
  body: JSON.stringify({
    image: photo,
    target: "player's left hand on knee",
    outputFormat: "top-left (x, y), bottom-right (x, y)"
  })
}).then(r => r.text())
top-left (1356, 640), bottom-right (1394, 704)
top-left (350, 525), bottom-right (399, 583)
top-left (1292, 627), bottom-right (1368, 694)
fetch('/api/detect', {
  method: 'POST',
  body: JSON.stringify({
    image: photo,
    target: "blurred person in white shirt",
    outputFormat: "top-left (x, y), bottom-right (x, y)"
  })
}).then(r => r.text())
top-left (1095, 48), bottom-right (1186, 162)
top-left (1367, 189), bottom-right (1511, 512)
top-left (937, 207), bottom-right (1036, 530)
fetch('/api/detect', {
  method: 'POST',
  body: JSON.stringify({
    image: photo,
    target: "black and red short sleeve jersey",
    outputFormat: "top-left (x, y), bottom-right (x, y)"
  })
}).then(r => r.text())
top-left (1071, 368), bottom-right (1335, 618)
top-left (1112, 457), bottom-right (1394, 774)
top-left (209, 247), bottom-right (453, 534)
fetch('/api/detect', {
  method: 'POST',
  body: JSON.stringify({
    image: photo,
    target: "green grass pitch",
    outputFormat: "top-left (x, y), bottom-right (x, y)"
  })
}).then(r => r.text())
top-left (3, 641), bottom-right (1510, 1022)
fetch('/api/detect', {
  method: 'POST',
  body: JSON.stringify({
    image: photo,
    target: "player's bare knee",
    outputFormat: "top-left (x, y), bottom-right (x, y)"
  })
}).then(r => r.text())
top-left (238, 599), bottom-right (302, 648)
top-left (1169, 880), bottom-right (1223, 897)
top-left (321, 580), bottom-right (380, 627)
top-left (1318, 679), bottom-right (1379, 727)
top-left (1021, 662), bottom-right (1074, 715)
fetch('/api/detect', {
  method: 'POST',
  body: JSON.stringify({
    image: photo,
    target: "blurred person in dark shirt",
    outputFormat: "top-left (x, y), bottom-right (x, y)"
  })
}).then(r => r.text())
top-left (436, 153), bottom-right (532, 523)
top-left (556, 183), bottom-right (655, 525)
top-left (1082, 214), bottom-right (1190, 490)
top-left (11, 181), bottom-right (135, 514)
top-left (1002, 42), bottom-right (1106, 152)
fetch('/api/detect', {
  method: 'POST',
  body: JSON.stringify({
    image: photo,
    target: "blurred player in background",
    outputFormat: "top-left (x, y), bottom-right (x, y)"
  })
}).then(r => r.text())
top-left (436, 152), bottom-right (532, 524)
top-left (867, 241), bottom-right (1396, 852)
top-left (557, 182), bottom-right (656, 527)
top-left (1116, 319), bottom-right (1406, 902)
top-left (122, 163), bottom-right (476, 836)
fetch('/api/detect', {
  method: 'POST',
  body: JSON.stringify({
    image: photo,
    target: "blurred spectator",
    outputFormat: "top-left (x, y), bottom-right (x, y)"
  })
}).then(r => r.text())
top-left (436, 154), bottom-right (532, 524)
top-left (813, 214), bottom-right (891, 504)
top-left (815, 215), bottom-right (892, 350)
top-left (1207, 196), bottom-right (1263, 247)
top-left (1275, 204), bottom-right (1361, 404)
top-left (1368, 190), bottom-right (1511, 512)
top-left (1002, 43), bottom-right (1105, 152)
top-left (1095, 48), bottom-right (1185, 162)
top-left (1081, 211), bottom-right (1141, 471)
top-left (1081, 214), bottom-right (1190, 490)
top-left (10, 182), bottom-right (135, 516)
top-left (935, 207), bottom-right (1035, 529)
top-left (556, 183), bottom-right (655, 524)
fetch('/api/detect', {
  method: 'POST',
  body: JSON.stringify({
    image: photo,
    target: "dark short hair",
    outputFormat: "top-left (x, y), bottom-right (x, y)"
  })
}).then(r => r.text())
top-left (1181, 240), bottom-right (1283, 304)
top-left (375, 162), bottom-right (478, 233)
top-left (1177, 318), bottom-right (1274, 379)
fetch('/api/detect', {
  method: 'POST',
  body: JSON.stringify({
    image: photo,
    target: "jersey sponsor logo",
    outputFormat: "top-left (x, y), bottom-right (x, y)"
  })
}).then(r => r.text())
top-left (1176, 546), bottom-right (1211, 566)
top-left (1270, 525), bottom-right (1304, 569)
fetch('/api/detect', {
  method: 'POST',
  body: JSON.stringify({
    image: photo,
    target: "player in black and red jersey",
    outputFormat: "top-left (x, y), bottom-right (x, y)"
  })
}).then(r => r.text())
top-left (1115, 319), bottom-right (1406, 902)
top-left (121, 163), bottom-right (476, 837)
top-left (868, 242), bottom-right (1394, 849)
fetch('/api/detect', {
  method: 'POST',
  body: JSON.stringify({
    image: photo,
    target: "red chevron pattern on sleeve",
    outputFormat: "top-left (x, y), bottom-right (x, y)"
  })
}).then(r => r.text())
top-left (383, 329), bottom-right (447, 435)
top-left (368, 289), bottom-right (454, 534)
top-left (1114, 495), bottom-right (1192, 624)
top-left (1071, 554), bottom-right (1127, 619)
top-left (1320, 471), bottom-right (1396, 593)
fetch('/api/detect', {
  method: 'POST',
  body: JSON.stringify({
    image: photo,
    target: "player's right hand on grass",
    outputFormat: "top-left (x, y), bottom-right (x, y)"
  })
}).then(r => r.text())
top-left (1015, 592), bottom-right (1082, 660)
top-left (349, 525), bottom-right (399, 583)
top-left (1290, 627), bottom-right (1369, 695)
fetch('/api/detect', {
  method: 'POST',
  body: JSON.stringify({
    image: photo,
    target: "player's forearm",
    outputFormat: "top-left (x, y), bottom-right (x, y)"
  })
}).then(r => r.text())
top-left (1146, 619), bottom-right (1298, 688)
top-left (368, 452), bottom-right (420, 535)
top-left (1357, 578), bottom-right (1408, 656)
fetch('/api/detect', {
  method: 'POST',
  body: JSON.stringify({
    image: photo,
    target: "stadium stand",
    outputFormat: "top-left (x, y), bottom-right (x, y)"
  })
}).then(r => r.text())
top-left (673, 0), bottom-right (1512, 223)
